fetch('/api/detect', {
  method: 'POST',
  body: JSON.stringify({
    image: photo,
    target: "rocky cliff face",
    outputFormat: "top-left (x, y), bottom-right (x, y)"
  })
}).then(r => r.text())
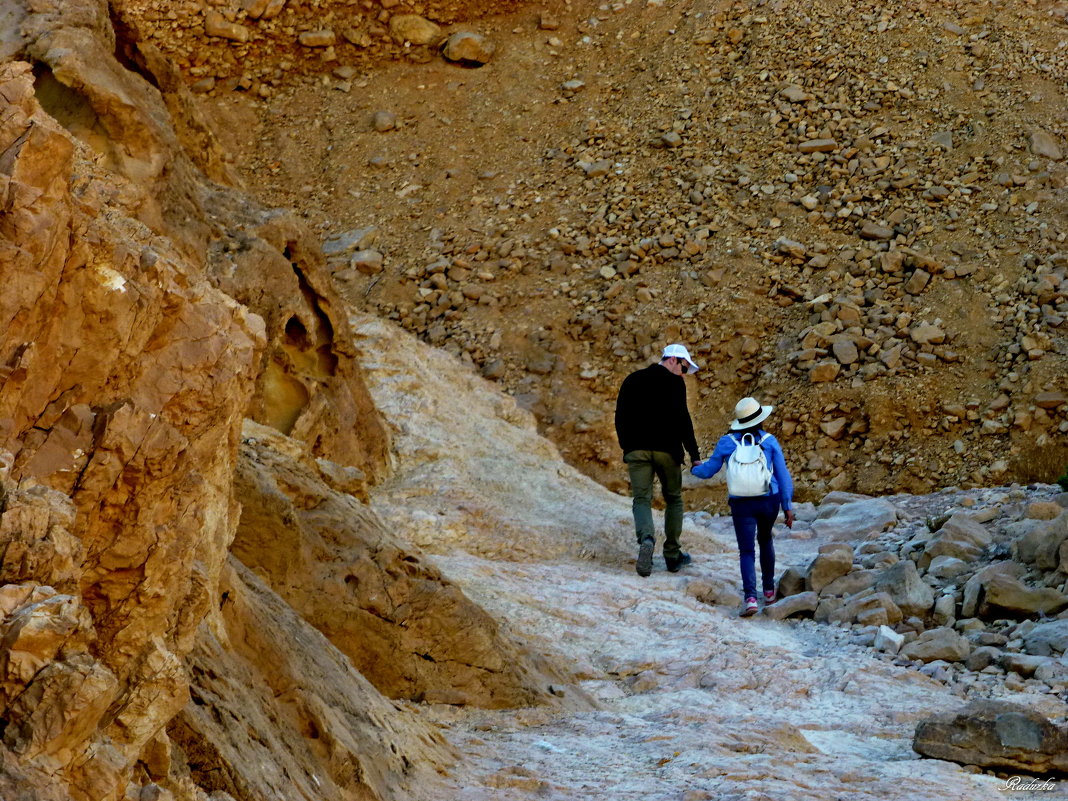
top-left (232, 421), bottom-right (557, 709)
top-left (3, 1), bottom-right (1067, 800)
top-left (1, 51), bottom-right (263, 798)
top-left (21, 0), bottom-right (393, 483)
top-left (0, 2), bottom-right (557, 799)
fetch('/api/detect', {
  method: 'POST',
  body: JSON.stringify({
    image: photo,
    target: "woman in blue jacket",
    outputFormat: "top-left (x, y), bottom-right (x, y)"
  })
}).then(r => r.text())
top-left (691, 397), bottom-right (795, 617)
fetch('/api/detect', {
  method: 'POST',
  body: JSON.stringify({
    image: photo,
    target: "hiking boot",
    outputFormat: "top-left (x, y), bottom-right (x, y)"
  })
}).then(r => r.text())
top-left (636, 540), bottom-right (654, 577)
top-left (665, 552), bottom-right (692, 573)
top-left (740, 597), bottom-right (759, 617)
top-left (763, 589), bottom-right (777, 605)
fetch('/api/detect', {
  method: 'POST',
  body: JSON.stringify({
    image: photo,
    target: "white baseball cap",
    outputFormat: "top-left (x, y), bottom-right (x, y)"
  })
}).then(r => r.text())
top-left (661, 343), bottom-right (699, 373)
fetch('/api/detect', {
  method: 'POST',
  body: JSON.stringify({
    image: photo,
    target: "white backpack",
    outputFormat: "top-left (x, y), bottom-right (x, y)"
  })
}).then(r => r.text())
top-left (726, 433), bottom-right (772, 497)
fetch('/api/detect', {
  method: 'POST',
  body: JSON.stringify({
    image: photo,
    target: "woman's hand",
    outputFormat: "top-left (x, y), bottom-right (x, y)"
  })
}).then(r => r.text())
top-left (784, 510), bottom-right (796, 529)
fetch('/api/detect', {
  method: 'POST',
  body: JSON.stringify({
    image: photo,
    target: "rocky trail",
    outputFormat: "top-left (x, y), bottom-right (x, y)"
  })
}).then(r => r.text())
top-left (355, 306), bottom-right (1068, 800)
top-left (430, 558), bottom-right (1015, 801)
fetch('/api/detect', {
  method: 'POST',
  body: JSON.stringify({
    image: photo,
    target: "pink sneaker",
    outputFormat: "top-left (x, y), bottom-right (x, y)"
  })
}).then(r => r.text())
top-left (741, 597), bottom-right (759, 617)
top-left (764, 590), bottom-right (777, 605)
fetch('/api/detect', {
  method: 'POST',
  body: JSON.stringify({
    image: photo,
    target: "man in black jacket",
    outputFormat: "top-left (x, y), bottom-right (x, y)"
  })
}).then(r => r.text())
top-left (614, 344), bottom-right (702, 577)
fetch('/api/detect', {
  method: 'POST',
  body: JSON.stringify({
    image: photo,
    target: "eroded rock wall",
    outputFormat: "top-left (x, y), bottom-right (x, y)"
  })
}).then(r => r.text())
top-left (168, 558), bottom-right (453, 801)
top-left (0, 5), bottom-right (556, 799)
top-left (0, 56), bottom-right (263, 799)
top-left (233, 421), bottom-right (555, 708)
top-left (18, 0), bottom-right (393, 483)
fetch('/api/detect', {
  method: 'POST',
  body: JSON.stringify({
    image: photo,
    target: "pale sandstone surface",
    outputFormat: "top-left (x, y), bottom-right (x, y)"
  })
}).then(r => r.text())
top-left (351, 311), bottom-right (728, 566)
top-left (426, 555), bottom-right (1019, 801)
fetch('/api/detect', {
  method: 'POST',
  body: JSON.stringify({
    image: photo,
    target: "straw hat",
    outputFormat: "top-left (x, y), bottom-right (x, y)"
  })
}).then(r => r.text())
top-left (730, 396), bottom-right (773, 430)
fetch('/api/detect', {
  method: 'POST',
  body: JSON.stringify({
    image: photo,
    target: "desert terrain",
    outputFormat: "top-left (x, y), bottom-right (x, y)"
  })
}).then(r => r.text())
top-left (0, 0), bottom-right (1066, 800)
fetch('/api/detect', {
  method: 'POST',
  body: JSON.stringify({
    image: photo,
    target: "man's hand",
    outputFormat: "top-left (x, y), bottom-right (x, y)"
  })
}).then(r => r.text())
top-left (784, 510), bottom-right (796, 529)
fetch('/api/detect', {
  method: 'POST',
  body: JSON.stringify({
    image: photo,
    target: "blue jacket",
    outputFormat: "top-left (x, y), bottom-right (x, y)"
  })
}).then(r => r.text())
top-left (690, 430), bottom-right (794, 511)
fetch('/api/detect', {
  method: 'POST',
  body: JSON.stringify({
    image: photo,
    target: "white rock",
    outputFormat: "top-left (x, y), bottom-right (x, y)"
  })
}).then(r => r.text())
top-left (809, 499), bottom-right (898, 541)
top-left (874, 625), bottom-right (904, 654)
top-left (1029, 129), bottom-right (1063, 160)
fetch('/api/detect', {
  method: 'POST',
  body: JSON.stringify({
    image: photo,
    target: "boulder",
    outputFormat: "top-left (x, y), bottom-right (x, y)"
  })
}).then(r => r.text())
top-left (389, 14), bottom-right (442, 45)
top-left (961, 561), bottom-right (1022, 618)
top-left (827, 590), bottom-right (902, 627)
top-left (920, 513), bottom-right (991, 568)
top-left (809, 499), bottom-right (897, 541)
top-left (1034, 659), bottom-right (1068, 684)
top-left (1025, 501), bottom-right (1063, 520)
top-left (351, 250), bottom-right (385, 275)
top-left (913, 701), bottom-right (1068, 773)
top-left (965, 646), bottom-right (1002, 671)
top-left (1013, 510), bottom-right (1068, 569)
top-left (243, 0), bottom-right (287, 19)
top-left (1001, 653), bottom-right (1049, 678)
top-left (1030, 129), bottom-right (1063, 160)
top-left (777, 567), bottom-right (806, 598)
top-left (764, 591), bottom-right (818, 620)
top-left (814, 596), bottom-right (844, 623)
top-left (932, 594), bottom-right (956, 625)
top-left (901, 627), bottom-right (971, 663)
top-left (1023, 619), bottom-right (1068, 656)
top-left (927, 555), bottom-right (969, 580)
top-left (978, 574), bottom-right (1068, 619)
top-left (808, 361), bottom-right (841, 382)
top-left (873, 560), bottom-right (934, 618)
top-left (205, 10), bottom-right (250, 42)
top-left (808, 544), bottom-right (854, 593)
top-left (820, 569), bottom-right (876, 598)
top-left (323, 226), bottom-right (378, 258)
top-left (442, 32), bottom-right (496, 64)
top-left (686, 576), bottom-right (740, 608)
top-left (372, 110), bottom-right (397, 132)
top-left (299, 29), bottom-right (336, 47)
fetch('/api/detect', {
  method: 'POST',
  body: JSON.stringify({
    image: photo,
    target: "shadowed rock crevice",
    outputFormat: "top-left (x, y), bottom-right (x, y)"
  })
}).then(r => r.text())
top-left (105, 3), bottom-right (159, 92)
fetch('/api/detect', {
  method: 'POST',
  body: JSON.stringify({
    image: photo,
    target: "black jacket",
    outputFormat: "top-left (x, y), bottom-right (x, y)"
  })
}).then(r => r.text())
top-left (614, 363), bottom-right (700, 465)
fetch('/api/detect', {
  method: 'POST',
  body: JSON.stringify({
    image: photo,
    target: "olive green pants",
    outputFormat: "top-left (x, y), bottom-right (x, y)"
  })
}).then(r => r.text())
top-left (623, 449), bottom-right (683, 559)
